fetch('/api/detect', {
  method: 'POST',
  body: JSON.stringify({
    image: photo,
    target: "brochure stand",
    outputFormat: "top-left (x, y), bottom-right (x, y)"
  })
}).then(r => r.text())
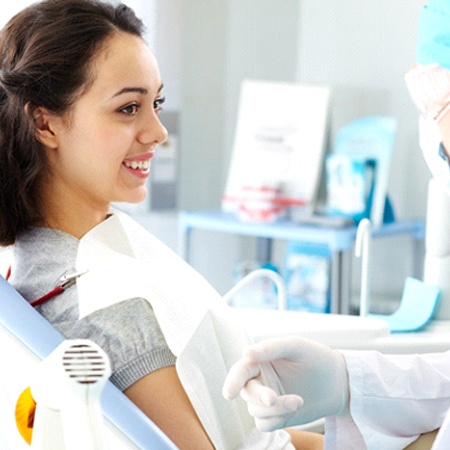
top-left (326, 116), bottom-right (397, 227)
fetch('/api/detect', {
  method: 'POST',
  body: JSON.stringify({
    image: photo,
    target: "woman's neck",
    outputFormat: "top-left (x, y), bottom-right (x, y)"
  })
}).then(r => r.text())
top-left (45, 209), bottom-right (109, 239)
top-left (41, 194), bottom-right (110, 239)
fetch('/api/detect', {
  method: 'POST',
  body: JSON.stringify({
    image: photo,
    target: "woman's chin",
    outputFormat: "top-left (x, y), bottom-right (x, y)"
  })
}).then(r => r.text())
top-left (116, 190), bottom-right (148, 206)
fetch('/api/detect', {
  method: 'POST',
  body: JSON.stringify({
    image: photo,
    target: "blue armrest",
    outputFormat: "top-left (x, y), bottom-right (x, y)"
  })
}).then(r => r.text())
top-left (0, 275), bottom-right (176, 450)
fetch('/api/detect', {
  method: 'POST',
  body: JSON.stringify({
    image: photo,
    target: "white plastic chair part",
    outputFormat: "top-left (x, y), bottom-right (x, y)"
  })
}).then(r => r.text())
top-left (30, 339), bottom-right (111, 450)
top-left (0, 276), bottom-right (177, 450)
top-left (356, 218), bottom-right (372, 316)
top-left (223, 268), bottom-right (287, 310)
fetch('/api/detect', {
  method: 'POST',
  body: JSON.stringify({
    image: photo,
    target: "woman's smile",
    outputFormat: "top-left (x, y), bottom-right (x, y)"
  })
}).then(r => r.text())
top-left (122, 152), bottom-right (155, 179)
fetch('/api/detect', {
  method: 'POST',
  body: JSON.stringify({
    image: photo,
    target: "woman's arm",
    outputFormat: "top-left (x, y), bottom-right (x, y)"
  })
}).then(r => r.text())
top-left (125, 365), bottom-right (215, 449)
top-left (126, 365), bottom-right (325, 450)
top-left (287, 429), bottom-right (324, 450)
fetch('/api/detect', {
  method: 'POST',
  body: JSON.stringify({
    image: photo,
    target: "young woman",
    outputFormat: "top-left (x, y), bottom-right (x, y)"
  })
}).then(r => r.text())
top-left (0, 1), bottom-right (323, 448)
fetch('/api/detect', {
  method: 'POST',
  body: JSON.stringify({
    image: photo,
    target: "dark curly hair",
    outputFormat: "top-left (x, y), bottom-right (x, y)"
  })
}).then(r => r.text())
top-left (0, 0), bottom-right (145, 245)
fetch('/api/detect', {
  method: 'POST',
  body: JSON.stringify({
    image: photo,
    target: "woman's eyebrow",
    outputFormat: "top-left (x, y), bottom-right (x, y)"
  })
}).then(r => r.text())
top-left (111, 83), bottom-right (164, 99)
top-left (111, 87), bottom-right (148, 98)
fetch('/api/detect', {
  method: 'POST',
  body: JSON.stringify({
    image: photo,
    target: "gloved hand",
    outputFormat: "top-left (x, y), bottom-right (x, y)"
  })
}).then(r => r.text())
top-left (223, 336), bottom-right (350, 431)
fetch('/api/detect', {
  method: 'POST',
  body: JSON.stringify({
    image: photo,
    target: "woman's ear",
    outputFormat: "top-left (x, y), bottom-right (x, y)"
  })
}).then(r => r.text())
top-left (24, 103), bottom-right (59, 149)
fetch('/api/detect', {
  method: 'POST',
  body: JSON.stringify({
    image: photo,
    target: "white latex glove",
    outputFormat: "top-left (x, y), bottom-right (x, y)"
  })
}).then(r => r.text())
top-left (223, 336), bottom-right (350, 431)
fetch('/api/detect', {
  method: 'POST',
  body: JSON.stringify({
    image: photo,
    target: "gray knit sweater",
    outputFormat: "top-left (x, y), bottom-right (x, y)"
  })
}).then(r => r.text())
top-left (9, 227), bottom-right (176, 391)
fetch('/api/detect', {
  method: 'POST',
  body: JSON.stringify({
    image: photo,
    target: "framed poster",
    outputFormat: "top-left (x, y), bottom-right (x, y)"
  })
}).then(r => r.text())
top-left (222, 80), bottom-right (331, 220)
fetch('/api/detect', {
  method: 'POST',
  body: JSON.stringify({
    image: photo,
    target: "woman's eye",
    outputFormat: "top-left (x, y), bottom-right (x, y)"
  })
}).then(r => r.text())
top-left (154, 96), bottom-right (166, 113)
top-left (119, 103), bottom-right (140, 115)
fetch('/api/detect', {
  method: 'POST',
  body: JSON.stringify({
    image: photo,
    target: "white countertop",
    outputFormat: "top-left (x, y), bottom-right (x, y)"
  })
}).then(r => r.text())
top-left (231, 308), bottom-right (450, 354)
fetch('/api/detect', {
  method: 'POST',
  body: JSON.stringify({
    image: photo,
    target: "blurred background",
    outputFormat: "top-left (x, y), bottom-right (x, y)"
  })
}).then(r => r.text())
top-left (0, 0), bottom-right (428, 311)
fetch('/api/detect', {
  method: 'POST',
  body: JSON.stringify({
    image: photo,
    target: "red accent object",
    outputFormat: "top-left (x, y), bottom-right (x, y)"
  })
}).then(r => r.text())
top-left (29, 286), bottom-right (65, 307)
top-left (5, 266), bottom-right (65, 307)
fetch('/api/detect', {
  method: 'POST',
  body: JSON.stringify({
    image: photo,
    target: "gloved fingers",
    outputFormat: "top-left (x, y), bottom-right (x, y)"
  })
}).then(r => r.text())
top-left (246, 394), bottom-right (304, 420)
top-left (242, 383), bottom-right (304, 419)
top-left (245, 336), bottom-right (324, 363)
top-left (223, 358), bottom-right (261, 400)
top-left (239, 378), bottom-right (278, 406)
top-left (253, 411), bottom-right (298, 433)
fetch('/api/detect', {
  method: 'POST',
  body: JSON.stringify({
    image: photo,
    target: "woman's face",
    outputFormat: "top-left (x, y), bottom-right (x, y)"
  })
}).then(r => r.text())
top-left (43, 32), bottom-right (167, 212)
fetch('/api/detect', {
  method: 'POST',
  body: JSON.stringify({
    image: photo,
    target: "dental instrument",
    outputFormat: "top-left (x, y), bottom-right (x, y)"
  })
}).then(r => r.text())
top-left (5, 267), bottom-right (89, 308)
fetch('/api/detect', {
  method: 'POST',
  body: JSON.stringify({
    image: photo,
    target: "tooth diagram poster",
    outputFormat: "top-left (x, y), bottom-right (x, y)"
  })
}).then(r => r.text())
top-left (223, 80), bottom-right (331, 213)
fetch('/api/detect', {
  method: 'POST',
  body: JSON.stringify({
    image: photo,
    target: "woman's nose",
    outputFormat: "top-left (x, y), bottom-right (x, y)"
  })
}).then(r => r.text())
top-left (138, 114), bottom-right (168, 146)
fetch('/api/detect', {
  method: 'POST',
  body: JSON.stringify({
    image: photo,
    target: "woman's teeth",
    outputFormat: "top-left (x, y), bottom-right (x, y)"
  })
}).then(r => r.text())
top-left (124, 160), bottom-right (150, 170)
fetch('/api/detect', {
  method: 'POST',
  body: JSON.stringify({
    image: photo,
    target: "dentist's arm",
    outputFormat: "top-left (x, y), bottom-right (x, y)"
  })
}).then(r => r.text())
top-left (223, 336), bottom-right (350, 431)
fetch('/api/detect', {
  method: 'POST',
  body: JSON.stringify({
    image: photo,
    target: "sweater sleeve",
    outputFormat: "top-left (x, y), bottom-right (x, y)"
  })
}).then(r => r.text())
top-left (64, 297), bottom-right (176, 391)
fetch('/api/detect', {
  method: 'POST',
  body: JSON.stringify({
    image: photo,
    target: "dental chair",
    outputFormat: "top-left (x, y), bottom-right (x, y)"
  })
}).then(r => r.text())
top-left (0, 274), bottom-right (176, 449)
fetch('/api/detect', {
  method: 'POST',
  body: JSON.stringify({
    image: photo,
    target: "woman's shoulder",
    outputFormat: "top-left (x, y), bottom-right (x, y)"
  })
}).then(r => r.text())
top-left (16, 226), bottom-right (79, 246)
top-left (10, 227), bottom-right (79, 301)
top-left (14, 227), bottom-right (79, 264)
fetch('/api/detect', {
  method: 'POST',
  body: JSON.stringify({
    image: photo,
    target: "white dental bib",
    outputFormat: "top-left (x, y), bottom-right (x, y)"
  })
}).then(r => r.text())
top-left (75, 211), bottom-right (255, 449)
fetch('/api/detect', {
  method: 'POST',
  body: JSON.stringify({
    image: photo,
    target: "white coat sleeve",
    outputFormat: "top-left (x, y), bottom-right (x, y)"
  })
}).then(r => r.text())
top-left (324, 350), bottom-right (450, 450)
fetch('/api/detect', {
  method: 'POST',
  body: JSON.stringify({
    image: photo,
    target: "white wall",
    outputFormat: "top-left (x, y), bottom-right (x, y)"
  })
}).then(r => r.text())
top-left (299, 0), bottom-right (427, 220)
top-left (297, 1), bottom-right (428, 305)
top-left (0, 1), bottom-right (36, 28)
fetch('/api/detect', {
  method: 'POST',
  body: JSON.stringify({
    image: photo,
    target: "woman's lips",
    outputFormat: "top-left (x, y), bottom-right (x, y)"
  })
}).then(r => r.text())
top-left (122, 152), bottom-right (154, 179)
